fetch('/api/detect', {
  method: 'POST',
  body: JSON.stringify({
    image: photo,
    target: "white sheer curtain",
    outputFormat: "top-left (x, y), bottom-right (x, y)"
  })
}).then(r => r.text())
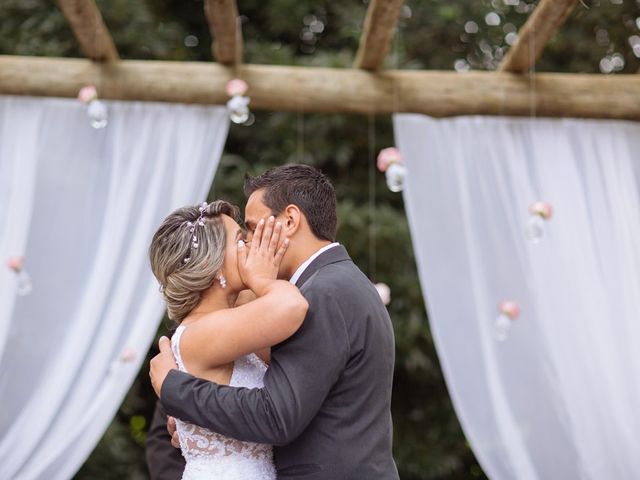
top-left (0, 96), bottom-right (229, 479)
top-left (394, 114), bottom-right (640, 480)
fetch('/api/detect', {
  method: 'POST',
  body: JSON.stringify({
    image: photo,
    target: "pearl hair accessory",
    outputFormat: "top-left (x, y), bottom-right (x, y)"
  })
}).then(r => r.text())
top-left (183, 202), bottom-right (209, 264)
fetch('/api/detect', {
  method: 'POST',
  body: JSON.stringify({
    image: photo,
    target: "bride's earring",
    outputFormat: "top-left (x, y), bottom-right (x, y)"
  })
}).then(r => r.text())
top-left (219, 274), bottom-right (227, 289)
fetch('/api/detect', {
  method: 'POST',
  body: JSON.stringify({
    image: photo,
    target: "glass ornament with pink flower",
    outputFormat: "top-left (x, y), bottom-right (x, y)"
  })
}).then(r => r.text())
top-left (78, 85), bottom-right (108, 129)
top-left (225, 79), bottom-right (253, 125)
top-left (6, 256), bottom-right (32, 296)
top-left (376, 147), bottom-right (407, 192)
top-left (494, 300), bottom-right (520, 341)
top-left (525, 201), bottom-right (553, 243)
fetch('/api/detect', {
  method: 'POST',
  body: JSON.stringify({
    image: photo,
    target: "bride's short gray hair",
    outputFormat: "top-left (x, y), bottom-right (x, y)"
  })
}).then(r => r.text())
top-left (149, 200), bottom-right (239, 323)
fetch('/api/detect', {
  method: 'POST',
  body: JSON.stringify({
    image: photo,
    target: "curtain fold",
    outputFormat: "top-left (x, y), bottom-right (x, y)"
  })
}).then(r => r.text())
top-left (0, 96), bottom-right (229, 479)
top-left (394, 114), bottom-right (640, 480)
top-left (0, 98), bottom-right (40, 361)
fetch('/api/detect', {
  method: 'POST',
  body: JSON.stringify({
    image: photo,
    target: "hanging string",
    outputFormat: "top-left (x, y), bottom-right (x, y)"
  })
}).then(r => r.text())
top-left (391, 17), bottom-right (401, 121)
top-left (528, 22), bottom-right (537, 119)
top-left (94, 6), bottom-right (104, 99)
top-left (235, 15), bottom-right (243, 74)
top-left (527, 12), bottom-right (542, 198)
top-left (93, 7), bottom-right (99, 84)
top-left (368, 112), bottom-right (377, 280)
top-left (367, 12), bottom-right (403, 280)
top-left (297, 108), bottom-right (305, 162)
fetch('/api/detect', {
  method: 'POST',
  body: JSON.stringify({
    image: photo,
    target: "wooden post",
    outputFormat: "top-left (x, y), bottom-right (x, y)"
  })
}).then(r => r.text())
top-left (1, 56), bottom-right (639, 120)
top-left (56, 0), bottom-right (119, 62)
top-left (500, 0), bottom-right (579, 73)
top-left (204, 0), bottom-right (243, 65)
top-left (354, 0), bottom-right (405, 70)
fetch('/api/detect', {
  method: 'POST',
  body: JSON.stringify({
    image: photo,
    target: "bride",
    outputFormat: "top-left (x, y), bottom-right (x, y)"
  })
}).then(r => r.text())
top-left (148, 200), bottom-right (308, 480)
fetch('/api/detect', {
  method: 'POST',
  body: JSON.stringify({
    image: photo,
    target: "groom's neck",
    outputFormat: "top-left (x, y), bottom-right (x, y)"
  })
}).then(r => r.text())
top-left (285, 237), bottom-right (332, 280)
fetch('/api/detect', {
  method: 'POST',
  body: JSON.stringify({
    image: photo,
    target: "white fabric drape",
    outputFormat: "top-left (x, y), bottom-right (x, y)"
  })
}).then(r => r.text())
top-left (0, 96), bottom-right (229, 479)
top-left (0, 100), bottom-right (40, 361)
top-left (395, 115), bottom-right (640, 480)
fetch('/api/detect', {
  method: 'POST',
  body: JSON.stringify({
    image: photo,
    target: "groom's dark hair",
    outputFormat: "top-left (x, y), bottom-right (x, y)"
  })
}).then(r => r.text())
top-left (244, 164), bottom-right (337, 242)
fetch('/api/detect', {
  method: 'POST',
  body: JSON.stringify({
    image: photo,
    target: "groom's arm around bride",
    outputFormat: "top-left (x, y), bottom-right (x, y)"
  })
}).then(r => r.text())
top-left (151, 165), bottom-right (399, 480)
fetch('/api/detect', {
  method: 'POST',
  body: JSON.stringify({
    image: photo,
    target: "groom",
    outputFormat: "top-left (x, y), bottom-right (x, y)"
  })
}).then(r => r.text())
top-left (149, 164), bottom-right (399, 479)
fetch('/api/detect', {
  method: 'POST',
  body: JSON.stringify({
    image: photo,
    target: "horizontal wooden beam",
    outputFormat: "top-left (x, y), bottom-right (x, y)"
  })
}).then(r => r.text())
top-left (354, 0), bottom-right (404, 70)
top-left (56, 0), bottom-right (119, 62)
top-left (500, 0), bottom-right (578, 73)
top-left (204, 0), bottom-right (242, 65)
top-left (1, 56), bottom-right (639, 120)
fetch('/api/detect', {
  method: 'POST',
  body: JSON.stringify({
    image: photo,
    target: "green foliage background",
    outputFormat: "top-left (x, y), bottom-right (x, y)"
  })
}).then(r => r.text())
top-left (1, 0), bottom-right (638, 478)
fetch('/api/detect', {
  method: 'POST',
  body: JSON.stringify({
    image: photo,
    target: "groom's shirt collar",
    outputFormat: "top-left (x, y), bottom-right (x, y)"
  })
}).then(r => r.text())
top-left (289, 242), bottom-right (340, 285)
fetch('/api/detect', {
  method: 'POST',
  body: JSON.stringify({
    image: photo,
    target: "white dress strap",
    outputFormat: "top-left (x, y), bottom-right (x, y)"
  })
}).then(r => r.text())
top-left (171, 325), bottom-right (188, 373)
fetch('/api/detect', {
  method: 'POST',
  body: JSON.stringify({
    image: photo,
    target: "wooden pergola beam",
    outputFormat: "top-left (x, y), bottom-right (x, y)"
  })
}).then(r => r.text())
top-left (204, 0), bottom-right (242, 65)
top-left (2, 56), bottom-right (640, 120)
top-left (500, 0), bottom-right (578, 73)
top-left (354, 0), bottom-right (404, 70)
top-left (56, 0), bottom-right (118, 62)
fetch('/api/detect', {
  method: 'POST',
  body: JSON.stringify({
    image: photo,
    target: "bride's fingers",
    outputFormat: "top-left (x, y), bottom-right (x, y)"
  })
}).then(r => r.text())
top-left (252, 218), bottom-right (265, 252)
top-left (237, 239), bottom-right (247, 269)
top-left (171, 432), bottom-right (181, 449)
top-left (260, 216), bottom-right (275, 252)
top-left (268, 222), bottom-right (282, 255)
top-left (167, 417), bottom-right (177, 436)
top-left (274, 237), bottom-right (289, 265)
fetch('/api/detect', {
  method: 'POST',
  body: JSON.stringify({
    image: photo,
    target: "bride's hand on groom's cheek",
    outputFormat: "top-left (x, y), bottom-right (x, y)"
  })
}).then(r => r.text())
top-left (149, 336), bottom-right (178, 397)
top-left (237, 216), bottom-right (289, 295)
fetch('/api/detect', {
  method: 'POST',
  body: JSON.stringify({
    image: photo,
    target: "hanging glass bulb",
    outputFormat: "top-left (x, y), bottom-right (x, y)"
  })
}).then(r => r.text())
top-left (525, 201), bottom-right (553, 243)
top-left (226, 95), bottom-right (250, 124)
top-left (385, 163), bottom-right (407, 192)
top-left (87, 99), bottom-right (108, 129)
top-left (493, 313), bottom-right (512, 341)
top-left (243, 112), bottom-right (256, 126)
top-left (6, 256), bottom-right (32, 296)
top-left (525, 214), bottom-right (545, 243)
top-left (494, 300), bottom-right (520, 341)
top-left (16, 270), bottom-right (32, 296)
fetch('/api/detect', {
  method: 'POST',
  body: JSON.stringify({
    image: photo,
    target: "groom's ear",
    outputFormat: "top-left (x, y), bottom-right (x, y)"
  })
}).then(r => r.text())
top-left (282, 204), bottom-right (301, 236)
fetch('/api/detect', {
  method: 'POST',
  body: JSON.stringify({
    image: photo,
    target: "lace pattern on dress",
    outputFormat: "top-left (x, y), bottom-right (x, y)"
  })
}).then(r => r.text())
top-left (170, 326), bottom-right (274, 470)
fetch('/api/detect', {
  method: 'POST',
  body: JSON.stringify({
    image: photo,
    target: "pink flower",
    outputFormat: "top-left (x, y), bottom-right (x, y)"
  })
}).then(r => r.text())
top-left (374, 282), bottom-right (391, 305)
top-left (120, 347), bottom-right (136, 363)
top-left (6, 256), bottom-right (24, 273)
top-left (498, 300), bottom-right (520, 320)
top-left (529, 201), bottom-right (553, 220)
top-left (225, 79), bottom-right (248, 97)
top-left (377, 147), bottom-right (402, 172)
top-left (78, 85), bottom-right (98, 104)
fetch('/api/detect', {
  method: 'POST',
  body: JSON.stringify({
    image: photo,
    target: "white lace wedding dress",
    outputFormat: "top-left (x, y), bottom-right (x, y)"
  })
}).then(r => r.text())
top-left (171, 325), bottom-right (276, 480)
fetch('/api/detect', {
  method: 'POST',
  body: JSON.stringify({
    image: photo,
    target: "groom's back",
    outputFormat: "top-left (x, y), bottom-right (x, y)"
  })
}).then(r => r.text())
top-left (273, 249), bottom-right (398, 479)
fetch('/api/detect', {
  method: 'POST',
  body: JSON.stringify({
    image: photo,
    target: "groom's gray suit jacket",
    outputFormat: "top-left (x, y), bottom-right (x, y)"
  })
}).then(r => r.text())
top-left (159, 245), bottom-right (399, 479)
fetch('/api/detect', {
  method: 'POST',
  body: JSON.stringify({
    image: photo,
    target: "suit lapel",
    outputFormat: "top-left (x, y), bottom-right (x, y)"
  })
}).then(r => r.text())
top-left (295, 245), bottom-right (351, 288)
